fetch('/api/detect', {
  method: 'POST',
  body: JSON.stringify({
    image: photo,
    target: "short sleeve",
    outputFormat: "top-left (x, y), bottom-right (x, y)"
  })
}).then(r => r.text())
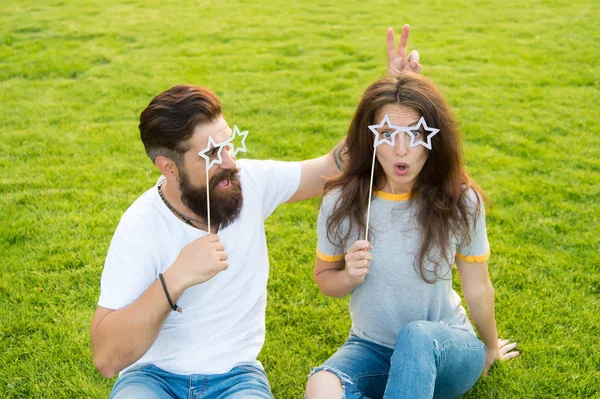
top-left (456, 190), bottom-right (490, 263)
top-left (238, 159), bottom-right (301, 219)
top-left (316, 191), bottom-right (346, 262)
top-left (98, 218), bottom-right (159, 310)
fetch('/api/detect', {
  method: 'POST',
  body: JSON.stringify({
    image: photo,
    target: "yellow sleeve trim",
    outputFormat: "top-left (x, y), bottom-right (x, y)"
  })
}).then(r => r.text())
top-left (456, 250), bottom-right (490, 263)
top-left (316, 248), bottom-right (344, 262)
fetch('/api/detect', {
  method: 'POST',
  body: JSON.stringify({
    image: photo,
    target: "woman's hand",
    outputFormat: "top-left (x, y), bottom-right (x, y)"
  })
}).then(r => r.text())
top-left (484, 338), bottom-right (520, 375)
top-left (343, 240), bottom-right (373, 288)
top-left (387, 24), bottom-right (422, 76)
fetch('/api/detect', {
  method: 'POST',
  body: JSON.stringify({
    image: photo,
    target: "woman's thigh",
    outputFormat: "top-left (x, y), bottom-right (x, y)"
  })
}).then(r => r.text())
top-left (387, 321), bottom-right (486, 399)
top-left (310, 333), bottom-right (393, 399)
top-left (432, 326), bottom-right (486, 398)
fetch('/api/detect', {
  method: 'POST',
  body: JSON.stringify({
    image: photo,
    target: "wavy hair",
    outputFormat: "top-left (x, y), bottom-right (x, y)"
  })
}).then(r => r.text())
top-left (325, 73), bottom-right (486, 283)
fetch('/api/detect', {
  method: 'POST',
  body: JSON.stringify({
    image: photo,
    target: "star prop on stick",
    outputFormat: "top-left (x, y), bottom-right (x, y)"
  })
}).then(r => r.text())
top-left (198, 136), bottom-right (229, 233)
top-left (365, 115), bottom-right (402, 241)
top-left (226, 125), bottom-right (249, 157)
top-left (198, 136), bottom-right (227, 169)
top-left (369, 115), bottom-right (401, 147)
top-left (406, 117), bottom-right (439, 150)
top-left (364, 115), bottom-right (439, 241)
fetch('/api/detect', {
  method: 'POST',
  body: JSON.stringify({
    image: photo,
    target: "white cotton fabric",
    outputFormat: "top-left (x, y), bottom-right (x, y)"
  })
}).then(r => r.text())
top-left (98, 159), bottom-right (301, 375)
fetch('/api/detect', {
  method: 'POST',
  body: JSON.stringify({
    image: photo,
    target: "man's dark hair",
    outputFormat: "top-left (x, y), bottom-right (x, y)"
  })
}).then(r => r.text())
top-left (139, 85), bottom-right (222, 167)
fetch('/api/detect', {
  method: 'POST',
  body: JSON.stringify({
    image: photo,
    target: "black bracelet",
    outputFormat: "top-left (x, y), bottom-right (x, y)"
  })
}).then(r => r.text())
top-left (158, 273), bottom-right (182, 313)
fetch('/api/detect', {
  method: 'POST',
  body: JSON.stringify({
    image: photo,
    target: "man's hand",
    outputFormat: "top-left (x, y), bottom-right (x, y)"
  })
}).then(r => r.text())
top-left (170, 234), bottom-right (229, 289)
top-left (387, 24), bottom-right (422, 76)
top-left (483, 338), bottom-right (520, 375)
top-left (343, 240), bottom-right (373, 288)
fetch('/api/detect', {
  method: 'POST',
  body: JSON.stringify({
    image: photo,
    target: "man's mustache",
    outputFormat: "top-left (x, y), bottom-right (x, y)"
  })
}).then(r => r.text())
top-left (209, 167), bottom-right (240, 189)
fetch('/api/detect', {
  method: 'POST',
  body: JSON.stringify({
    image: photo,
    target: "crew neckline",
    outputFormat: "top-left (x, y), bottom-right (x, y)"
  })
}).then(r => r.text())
top-left (374, 191), bottom-right (411, 201)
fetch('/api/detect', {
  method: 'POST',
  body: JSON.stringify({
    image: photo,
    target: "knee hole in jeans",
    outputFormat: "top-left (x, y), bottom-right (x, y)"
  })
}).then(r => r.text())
top-left (306, 370), bottom-right (345, 399)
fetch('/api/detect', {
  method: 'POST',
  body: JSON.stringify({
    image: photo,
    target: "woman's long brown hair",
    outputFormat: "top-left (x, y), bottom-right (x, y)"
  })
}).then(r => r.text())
top-left (325, 73), bottom-right (485, 283)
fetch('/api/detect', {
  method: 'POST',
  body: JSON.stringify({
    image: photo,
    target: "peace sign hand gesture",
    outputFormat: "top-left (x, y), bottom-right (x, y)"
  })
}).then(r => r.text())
top-left (387, 24), bottom-right (422, 76)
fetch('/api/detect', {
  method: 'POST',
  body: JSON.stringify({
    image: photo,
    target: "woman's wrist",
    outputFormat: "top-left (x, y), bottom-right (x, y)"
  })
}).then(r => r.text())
top-left (486, 347), bottom-right (500, 362)
top-left (342, 268), bottom-right (362, 290)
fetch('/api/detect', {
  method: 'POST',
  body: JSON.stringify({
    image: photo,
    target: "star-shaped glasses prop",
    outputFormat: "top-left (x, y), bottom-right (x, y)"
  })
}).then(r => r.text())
top-left (198, 136), bottom-right (228, 170)
top-left (368, 115), bottom-right (402, 148)
top-left (405, 117), bottom-right (439, 150)
top-left (225, 125), bottom-right (249, 157)
top-left (197, 136), bottom-right (230, 234)
top-left (364, 114), bottom-right (439, 243)
top-left (196, 127), bottom-right (249, 235)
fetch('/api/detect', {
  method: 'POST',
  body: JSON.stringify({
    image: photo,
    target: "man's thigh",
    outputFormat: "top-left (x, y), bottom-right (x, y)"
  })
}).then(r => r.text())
top-left (110, 365), bottom-right (184, 399)
top-left (109, 363), bottom-right (272, 399)
top-left (215, 365), bottom-right (273, 399)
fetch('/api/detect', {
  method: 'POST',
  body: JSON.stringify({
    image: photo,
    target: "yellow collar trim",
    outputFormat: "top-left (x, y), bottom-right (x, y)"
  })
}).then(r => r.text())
top-left (374, 191), bottom-right (411, 201)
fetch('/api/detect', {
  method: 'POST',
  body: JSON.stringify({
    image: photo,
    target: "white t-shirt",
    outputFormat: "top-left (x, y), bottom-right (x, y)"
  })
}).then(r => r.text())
top-left (98, 159), bottom-right (301, 375)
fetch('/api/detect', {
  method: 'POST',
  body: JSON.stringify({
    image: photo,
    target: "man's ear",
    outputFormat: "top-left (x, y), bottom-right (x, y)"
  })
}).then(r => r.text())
top-left (155, 156), bottom-right (180, 182)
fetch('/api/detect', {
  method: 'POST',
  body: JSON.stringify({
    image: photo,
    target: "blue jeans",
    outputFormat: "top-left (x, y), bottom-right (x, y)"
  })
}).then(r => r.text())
top-left (310, 321), bottom-right (486, 399)
top-left (110, 363), bottom-right (273, 399)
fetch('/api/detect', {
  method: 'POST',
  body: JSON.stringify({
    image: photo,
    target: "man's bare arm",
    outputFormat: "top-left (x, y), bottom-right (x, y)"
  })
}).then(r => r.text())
top-left (286, 139), bottom-right (345, 203)
top-left (91, 234), bottom-right (228, 378)
top-left (90, 271), bottom-right (183, 378)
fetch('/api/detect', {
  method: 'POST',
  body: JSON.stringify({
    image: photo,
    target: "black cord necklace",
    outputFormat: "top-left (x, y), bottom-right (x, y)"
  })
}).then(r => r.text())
top-left (157, 182), bottom-right (206, 228)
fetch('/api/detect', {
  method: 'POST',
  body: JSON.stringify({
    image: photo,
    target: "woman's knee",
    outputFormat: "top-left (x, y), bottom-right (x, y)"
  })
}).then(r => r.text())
top-left (306, 370), bottom-right (344, 399)
top-left (395, 321), bottom-right (438, 350)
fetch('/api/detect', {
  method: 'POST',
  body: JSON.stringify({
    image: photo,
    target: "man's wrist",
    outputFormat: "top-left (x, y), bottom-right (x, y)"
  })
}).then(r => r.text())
top-left (162, 268), bottom-right (187, 298)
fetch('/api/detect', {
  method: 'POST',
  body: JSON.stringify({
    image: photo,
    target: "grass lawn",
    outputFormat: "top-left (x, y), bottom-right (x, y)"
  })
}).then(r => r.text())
top-left (1, 0), bottom-right (598, 397)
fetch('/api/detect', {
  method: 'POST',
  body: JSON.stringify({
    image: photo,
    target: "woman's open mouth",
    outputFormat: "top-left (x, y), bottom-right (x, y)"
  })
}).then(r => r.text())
top-left (395, 163), bottom-right (409, 176)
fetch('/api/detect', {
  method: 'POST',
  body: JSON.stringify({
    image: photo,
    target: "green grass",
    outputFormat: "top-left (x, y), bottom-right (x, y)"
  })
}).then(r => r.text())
top-left (1, 0), bottom-right (599, 397)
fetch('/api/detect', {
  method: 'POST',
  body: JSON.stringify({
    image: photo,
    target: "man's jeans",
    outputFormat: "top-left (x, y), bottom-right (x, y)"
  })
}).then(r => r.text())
top-left (310, 321), bottom-right (486, 399)
top-left (110, 363), bottom-right (273, 399)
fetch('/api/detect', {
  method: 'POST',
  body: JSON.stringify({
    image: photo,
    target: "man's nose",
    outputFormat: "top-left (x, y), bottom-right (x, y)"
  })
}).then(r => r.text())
top-left (220, 145), bottom-right (237, 168)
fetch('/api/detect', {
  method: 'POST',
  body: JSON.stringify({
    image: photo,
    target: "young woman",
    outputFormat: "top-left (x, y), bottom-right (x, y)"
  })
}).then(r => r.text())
top-left (305, 73), bottom-right (519, 399)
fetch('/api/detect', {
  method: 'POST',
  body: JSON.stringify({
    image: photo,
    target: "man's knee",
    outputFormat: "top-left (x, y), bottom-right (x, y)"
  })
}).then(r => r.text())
top-left (306, 370), bottom-right (344, 399)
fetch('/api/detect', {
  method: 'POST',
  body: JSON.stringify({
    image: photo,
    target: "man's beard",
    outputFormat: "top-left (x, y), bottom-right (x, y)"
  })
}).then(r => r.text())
top-left (179, 167), bottom-right (243, 230)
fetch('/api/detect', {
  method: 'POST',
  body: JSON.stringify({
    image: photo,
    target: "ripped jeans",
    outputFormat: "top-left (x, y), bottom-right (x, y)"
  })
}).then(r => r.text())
top-left (309, 321), bottom-right (486, 399)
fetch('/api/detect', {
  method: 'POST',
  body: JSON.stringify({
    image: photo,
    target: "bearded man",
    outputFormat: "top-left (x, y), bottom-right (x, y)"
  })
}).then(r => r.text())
top-left (90, 26), bottom-right (421, 399)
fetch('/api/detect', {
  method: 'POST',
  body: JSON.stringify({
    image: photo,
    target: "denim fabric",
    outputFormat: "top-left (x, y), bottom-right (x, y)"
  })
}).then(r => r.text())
top-left (110, 363), bottom-right (273, 399)
top-left (310, 321), bottom-right (486, 399)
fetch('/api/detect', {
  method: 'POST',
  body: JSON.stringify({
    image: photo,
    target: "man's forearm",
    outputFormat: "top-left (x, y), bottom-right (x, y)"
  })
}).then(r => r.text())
top-left (286, 138), bottom-right (346, 203)
top-left (91, 270), bottom-right (185, 378)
